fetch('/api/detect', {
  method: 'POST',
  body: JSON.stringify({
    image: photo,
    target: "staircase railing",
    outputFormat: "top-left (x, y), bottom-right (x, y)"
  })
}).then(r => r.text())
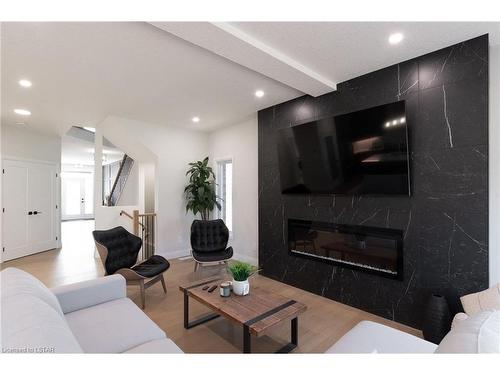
top-left (120, 210), bottom-right (156, 260)
top-left (107, 154), bottom-right (134, 206)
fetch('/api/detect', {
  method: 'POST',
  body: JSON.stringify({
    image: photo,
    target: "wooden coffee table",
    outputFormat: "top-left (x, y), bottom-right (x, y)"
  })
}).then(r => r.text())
top-left (179, 276), bottom-right (307, 353)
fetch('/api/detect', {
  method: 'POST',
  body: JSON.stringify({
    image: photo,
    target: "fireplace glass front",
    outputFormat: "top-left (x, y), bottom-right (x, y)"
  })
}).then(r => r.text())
top-left (288, 219), bottom-right (403, 279)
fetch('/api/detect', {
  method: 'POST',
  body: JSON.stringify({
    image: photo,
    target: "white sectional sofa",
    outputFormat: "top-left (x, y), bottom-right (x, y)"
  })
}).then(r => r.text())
top-left (1, 267), bottom-right (183, 353)
top-left (326, 320), bottom-right (437, 353)
top-left (327, 311), bottom-right (500, 353)
top-left (328, 283), bottom-right (500, 354)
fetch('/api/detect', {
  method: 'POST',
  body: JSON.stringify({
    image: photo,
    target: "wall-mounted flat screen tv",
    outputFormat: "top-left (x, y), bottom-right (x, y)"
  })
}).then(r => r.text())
top-left (277, 101), bottom-right (410, 195)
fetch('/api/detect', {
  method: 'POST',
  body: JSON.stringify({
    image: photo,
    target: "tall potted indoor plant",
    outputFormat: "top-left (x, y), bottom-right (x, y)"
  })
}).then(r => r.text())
top-left (184, 157), bottom-right (221, 220)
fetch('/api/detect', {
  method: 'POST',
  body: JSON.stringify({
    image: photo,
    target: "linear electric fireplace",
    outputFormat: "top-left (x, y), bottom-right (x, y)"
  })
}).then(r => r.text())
top-left (288, 219), bottom-right (403, 280)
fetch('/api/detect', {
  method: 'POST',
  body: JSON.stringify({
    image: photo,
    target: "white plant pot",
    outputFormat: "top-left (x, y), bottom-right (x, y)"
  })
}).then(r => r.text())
top-left (232, 279), bottom-right (250, 296)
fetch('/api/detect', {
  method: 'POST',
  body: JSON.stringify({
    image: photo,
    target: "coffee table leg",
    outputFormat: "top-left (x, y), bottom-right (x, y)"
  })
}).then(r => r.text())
top-left (291, 317), bottom-right (298, 346)
top-left (183, 290), bottom-right (189, 329)
top-left (183, 290), bottom-right (220, 329)
top-left (243, 325), bottom-right (251, 354)
top-left (275, 317), bottom-right (298, 353)
top-left (244, 318), bottom-right (299, 354)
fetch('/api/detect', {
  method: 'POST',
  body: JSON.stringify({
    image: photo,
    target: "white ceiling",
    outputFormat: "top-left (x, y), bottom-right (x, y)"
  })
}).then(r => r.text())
top-left (1, 22), bottom-right (301, 135)
top-left (2, 22), bottom-right (500, 136)
top-left (161, 22), bottom-right (500, 95)
top-left (62, 131), bottom-right (124, 166)
top-left (228, 22), bottom-right (500, 87)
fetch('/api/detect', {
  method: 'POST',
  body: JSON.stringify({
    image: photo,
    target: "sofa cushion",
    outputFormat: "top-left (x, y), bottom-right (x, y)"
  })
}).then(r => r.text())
top-left (125, 339), bottom-right (183, 353)
top-left (436, 310), bottom-right (500, 353)
top-left (1, 267), bottom-right (64, 317)
top-left (326, 320), bottom-right (437, 353)
top-left (65, 297), bottom-right (166, 353)
top-left (460, 284), bottom-right (500, 316)
top-left (1, 295), bottom-right (83, 353)
top-left (51, 274), bottom-right (126, 314)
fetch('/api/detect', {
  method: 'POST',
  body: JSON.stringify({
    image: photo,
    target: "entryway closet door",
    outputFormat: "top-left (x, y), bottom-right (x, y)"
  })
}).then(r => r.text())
top-left (2, 162), bottom-right (29, 259)
top-left (28, 165), bottom-right (57, 253)
top-left (2, 159), bottom-right (59, 261)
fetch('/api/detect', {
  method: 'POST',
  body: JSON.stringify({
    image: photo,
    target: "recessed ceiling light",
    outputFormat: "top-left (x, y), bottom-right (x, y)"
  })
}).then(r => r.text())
top-left (192, 117), bottom-right (200, 123)
top-left (255, 90), bottom-right (265, 98)
top-left (19, 79), bottom-right (32, 88)
top-left (14, 108), bottom-right (31, 116)
top-left (388, 33), bottom-right (404, 45)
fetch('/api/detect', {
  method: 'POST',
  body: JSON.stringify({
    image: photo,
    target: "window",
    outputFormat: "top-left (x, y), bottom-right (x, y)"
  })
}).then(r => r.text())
top-left (217, 159), bottom-right (233, 233)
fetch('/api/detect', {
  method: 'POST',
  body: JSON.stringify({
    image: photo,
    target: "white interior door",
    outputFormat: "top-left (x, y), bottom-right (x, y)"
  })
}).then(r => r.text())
top-left (2, 160), bottom-right (59, 261)
top-left (28, 166), bottom-right (57, 253)
top-left (2, 163), bottom-right (29, 258)
top-left (61, 172), bottom-right (94, 220)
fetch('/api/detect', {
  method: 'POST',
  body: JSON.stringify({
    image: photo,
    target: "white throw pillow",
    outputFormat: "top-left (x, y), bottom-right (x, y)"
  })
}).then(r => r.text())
top-left (460, 284), bottom-right (500, 316)
top-left (451, 312), bottom-right (469, 329)
top-left (436, 310), bottom-right (500, 353)
top-left (1, 267), bottom-right (64, 317)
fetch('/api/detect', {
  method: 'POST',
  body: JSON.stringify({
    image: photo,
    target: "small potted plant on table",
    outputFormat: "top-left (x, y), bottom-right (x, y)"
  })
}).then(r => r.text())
top-left (228, 261), bottom-right (259, 296)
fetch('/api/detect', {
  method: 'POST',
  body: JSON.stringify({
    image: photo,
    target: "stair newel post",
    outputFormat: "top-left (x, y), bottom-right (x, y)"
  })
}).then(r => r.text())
top-left (133, 210), bottom-right (140, 236)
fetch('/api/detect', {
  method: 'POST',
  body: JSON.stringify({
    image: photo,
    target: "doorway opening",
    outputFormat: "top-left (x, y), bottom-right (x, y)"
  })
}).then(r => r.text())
top-left (61, 126), bottom-right (97, 221)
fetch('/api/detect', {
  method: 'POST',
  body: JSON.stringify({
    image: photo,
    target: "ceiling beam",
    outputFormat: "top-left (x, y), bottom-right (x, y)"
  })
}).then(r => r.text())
top-left (149, 22), bottom-right (336, 96)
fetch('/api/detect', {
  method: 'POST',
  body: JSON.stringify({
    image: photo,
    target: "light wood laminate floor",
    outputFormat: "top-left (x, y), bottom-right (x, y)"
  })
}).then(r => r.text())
top-left (1, 220), bottom-right (422, 353)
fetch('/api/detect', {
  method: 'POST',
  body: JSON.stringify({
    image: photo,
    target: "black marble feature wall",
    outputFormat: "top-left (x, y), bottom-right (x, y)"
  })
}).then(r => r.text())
top-left (258, 35), bottom-right (489, 328)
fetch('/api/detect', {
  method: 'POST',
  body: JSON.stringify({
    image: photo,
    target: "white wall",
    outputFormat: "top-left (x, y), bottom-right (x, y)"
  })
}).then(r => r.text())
top-left (1, 125), bottom-right (61, 164)
top-left (98, 116), bottom-right (208, 259)
top-left (140, 162), bottom-right (156, 213)
top-left (208, 115), bottom-right (258, 265)
top-left (489, 44), bottom-right (500, 286)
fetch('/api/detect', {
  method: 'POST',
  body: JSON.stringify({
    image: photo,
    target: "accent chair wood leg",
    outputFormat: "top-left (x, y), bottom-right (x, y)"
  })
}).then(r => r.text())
top-left (139, 279), bottom-right (146, 310)
top-left (194, 262), bottom-right (199, 272)
top-left (160, 274), bottom-right (167, 294)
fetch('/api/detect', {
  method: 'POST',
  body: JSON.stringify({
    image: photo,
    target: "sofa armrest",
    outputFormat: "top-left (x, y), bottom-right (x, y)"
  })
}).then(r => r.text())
top-left (51, 275), bottom-right (126, 314)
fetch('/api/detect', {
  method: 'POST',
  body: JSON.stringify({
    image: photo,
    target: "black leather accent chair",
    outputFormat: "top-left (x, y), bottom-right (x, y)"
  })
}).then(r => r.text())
top-left (92, 226), bottom-right (170, 309)
top-left (190, 219), bottom-right (233, 271)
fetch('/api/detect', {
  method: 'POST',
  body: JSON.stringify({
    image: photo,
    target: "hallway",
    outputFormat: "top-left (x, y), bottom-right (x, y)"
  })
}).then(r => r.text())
top-left (1, 220), bottom-right (103, 285)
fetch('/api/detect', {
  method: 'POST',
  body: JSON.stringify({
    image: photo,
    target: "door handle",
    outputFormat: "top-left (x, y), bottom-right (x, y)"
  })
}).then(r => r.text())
top-left (28, 211), bottom-right (33, 215)
top-left (33, 211), bottom-right (42, 215)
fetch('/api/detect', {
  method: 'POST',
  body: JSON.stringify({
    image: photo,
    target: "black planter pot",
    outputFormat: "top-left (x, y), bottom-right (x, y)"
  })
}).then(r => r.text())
top-left (422, 294), bottom-right (452, 344)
